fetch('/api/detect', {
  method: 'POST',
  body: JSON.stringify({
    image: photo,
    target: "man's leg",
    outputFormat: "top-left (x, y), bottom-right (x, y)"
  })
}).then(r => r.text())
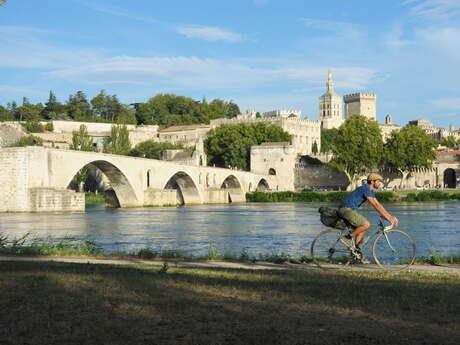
top-left (350, 220), bottom-right (370, 247)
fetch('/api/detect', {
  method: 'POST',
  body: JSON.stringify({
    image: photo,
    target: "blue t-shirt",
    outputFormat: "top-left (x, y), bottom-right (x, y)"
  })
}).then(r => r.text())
top-left (340, 184), bottom-right (375, 209)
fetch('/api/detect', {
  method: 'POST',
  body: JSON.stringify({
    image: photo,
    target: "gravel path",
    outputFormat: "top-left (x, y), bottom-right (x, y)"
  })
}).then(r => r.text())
top-left (1, 255), bottom-right (459, 273)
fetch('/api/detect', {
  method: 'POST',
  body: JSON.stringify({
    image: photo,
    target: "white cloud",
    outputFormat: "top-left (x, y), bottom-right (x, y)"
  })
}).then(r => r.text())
top-left (415, 27), bottom-right (460, 61)
top-left (46, 55), bottom-right (380, 95)
top-left (300, 18), bottom-right (363, 40)
top-left (0, 25), bottom-right (104, 69)
top-left (176, 25), bottom-right (243, 42)
top-left (403, 0), bottom-right (460, 21)
top-left (384, 25), bottom-right (412, 50)
top-left (432, 98), bottom-right (460, 110)
top-left (76, 1), bottom-right (160, 24)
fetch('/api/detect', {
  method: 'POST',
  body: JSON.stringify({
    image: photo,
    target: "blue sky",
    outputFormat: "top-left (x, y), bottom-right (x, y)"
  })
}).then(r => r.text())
top-left (1, 0), bottom-right (460, 128)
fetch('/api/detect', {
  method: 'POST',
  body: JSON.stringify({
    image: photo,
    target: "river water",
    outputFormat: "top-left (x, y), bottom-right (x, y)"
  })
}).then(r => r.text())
top-left (1, 202), bottom-right (459, 258)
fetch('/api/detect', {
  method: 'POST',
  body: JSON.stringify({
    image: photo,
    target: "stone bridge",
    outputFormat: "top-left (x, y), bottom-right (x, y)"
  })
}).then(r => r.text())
top-left (0, 147), bottom-right (278, 212)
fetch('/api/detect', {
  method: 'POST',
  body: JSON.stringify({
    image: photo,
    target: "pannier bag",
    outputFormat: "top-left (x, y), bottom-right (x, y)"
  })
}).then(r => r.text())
top-left (318, 206), bottom-right (348, 230)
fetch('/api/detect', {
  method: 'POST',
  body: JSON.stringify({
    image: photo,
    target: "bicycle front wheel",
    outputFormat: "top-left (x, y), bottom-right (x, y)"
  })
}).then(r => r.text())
top-left (372, 230), bottom-right (416, 270)
top-left (311, 229), bottom-right (351, 269)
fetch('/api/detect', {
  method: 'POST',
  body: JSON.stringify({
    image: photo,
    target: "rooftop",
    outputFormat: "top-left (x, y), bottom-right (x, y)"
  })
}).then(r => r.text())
top-left (159, 125), bottom-right (211, 133)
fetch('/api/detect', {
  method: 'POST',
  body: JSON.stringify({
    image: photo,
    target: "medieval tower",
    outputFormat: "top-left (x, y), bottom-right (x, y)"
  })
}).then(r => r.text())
top-left (343, 92), bottom-right (377, 120)
top-left (319, 70), bottom-right (344, 129)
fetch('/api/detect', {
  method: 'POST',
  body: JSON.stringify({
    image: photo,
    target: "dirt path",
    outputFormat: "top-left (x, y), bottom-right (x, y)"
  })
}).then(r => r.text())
top-left (1, 255), bottom-right (459, 273)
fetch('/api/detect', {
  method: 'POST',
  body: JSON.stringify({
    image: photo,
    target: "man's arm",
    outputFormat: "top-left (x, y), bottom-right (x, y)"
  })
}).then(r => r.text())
top-left (367, 197), bottom-right (399, 225)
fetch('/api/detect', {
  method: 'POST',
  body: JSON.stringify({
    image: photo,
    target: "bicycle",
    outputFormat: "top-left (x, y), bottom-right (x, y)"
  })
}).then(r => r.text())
top-left (310, 217), bottom-right (416, 271)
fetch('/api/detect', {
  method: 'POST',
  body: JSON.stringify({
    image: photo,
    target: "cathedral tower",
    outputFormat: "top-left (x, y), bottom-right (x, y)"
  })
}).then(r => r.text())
top-left (319, 70), bottom-right (344, 129)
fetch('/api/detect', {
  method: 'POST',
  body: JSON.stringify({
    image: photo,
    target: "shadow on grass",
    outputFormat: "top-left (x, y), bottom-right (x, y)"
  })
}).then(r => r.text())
top-left (1, 261), bottom-right (459, 345)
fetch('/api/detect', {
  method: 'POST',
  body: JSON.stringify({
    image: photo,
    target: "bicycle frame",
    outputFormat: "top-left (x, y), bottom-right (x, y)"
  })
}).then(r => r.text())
top-left (341, 217), bottom-right (394, 253)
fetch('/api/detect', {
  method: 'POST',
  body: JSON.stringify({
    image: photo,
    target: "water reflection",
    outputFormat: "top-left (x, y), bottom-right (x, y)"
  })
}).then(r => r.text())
top-left (0, 202), bottom-right (459, 258)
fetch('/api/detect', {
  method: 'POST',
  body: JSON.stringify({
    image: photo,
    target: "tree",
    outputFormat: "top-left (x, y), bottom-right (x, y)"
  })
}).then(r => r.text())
top-left (330, 115), bottom-right (384, 189)
top-left (311, 141), bottom-right (319, 155)
top-left (104, 125), bottom-right (131, 155)
top-left (129, 141), bottom-right (185, 159)
top-left (42, 91), bottom-right (64, 119)
top-left (67, 91), bottom-right (92, 120)
top-left (440, 135), bottom-right (458, 148)
top-left (320, 128), bottom-right (339, 153)
top-left (205, 123), bottom-right (291, 171)
top-left (384, 125), bottom-right (436, 188)
top-left (0, 105), bottom-right (13, 121)
top-left (71, 125), bottom-right (95, 151)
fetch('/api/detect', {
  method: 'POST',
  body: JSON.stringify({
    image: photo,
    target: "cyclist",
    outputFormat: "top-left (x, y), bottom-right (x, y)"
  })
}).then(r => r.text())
top-left (338, 173), bottom-right (398, 259)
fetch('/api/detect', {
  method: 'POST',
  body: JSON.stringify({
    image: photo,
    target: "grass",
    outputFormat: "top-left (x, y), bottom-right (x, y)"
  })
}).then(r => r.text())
top-left (0, 261), bottom-right (459, 345)
top-left (246, 190), bottom-right (460, 203)
top-left (1, 233), bottom-right (459, 265)
top-left (85, 192), bottom-right (107, 205)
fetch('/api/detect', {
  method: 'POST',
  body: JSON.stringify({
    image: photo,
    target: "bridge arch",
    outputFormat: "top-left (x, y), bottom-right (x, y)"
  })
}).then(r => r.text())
top-left (221, 174), bottom-right (245, 203)
top-left (164, 171), bottom-right (201, 205)
top-left (66, 160), bottom-right (139, 207)
top-left (443, 168), bottom-right (457, 188)
top-left (256, 178), bottom-right (270, 191)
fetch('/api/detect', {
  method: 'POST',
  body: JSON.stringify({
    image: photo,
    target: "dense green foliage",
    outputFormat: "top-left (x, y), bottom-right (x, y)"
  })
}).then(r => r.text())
top-left (384, 125), bottom-right (437, 184)
top-left (129, 140), bottom-right (185, 159)
top-left (401, 190), bottom-right (460, 202)
top-left (439, 135), bottom-right (459, 148)
top-left (320, 128), bottom-right (339, 153)
top-left (21, 120), bottom-right (45, 133)
top-left (205, 123), bottom-right (291, 170)
top-left (85, 192), bottom-right (107, 205)
top-left (247, 190), bottom-right (460, 203)
top-left (103, 125), bottom-right (131, 155)
top-left (134, 94), bottom-right (240, 126)
top-left (10, 135), bottom-right (43, 147)
top-left (1, 91), bottom-right (240, 127)
top-left (330, 115), bottom-right (384, 182)
top-left (71, 124), bottom-right (95, 151)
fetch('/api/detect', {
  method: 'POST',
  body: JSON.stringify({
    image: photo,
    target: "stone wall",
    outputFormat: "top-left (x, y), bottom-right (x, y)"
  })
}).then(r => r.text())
top-left (0, 148), bottom-right (29, 211)
top-left (294, 164), bottom-right (349, 191)
top-left (0, 123), bottom-right (27, 147)
top-left (0, 147), bottom-right (85, 212)
top-left (29, 188), bottom-right (84, 212)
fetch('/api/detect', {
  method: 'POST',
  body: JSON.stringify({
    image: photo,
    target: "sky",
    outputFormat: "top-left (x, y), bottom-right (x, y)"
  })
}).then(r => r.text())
top-left (1, 0), bottom-right (460, 128)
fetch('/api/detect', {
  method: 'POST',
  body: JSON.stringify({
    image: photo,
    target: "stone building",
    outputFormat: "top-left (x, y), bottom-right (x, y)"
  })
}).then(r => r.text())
top-left (250, 142), bottom-right (298, 191)
top-left (344, 92), bottom-right (377, 120)
top-left (211, 111), bottom-right (321, 155)
top-left (318, 70), bottom-right (344, 129)
top-left (379, 114), bottom-right (401, 142)
top-left (157, 124), bottom-right (211, 148)
top-left (408, 118), bottom-right (459, 140)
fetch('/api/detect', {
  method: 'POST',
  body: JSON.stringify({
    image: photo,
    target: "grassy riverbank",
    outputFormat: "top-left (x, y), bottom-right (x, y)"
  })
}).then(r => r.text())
top-left (1, 234), bottom-right (459, 265)
top-left (246, 190), bottom-right (460, 203)
top-left (1, 260), bottom-right (459, 345)
top-left (85, 192), bottom-right (106, 205)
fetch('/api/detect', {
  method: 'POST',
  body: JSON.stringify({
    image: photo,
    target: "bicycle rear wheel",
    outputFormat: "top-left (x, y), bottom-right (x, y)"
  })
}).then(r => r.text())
top-left (372, 230), bottom-right (416, 270)
top-left (311, 229), bottom-right (352, 269)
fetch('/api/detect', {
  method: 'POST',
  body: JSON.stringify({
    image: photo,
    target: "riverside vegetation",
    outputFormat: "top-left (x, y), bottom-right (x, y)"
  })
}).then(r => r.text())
top-left (246, 190), bottom-right (460, 203)
top-left (1, 232), bottom-right (459, 265)
top-left (1, 260), bottom-right (459, 345)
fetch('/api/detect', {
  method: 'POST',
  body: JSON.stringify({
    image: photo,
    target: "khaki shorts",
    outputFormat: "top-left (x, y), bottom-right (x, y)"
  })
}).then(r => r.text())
top-left (338, 207), bottom-right (368, 228)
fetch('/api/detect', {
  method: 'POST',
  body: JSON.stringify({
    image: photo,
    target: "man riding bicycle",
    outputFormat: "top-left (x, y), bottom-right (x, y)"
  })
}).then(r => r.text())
top-left (338, 173), bottom-right (399, 258)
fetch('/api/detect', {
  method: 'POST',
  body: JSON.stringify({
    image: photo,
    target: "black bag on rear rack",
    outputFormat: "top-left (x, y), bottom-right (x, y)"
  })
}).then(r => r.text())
top-left (318, 207), bottom-right (348, 230)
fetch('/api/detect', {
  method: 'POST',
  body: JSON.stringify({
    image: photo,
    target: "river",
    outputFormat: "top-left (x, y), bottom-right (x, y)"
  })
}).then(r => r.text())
top-left (1, 202), bottom-right (459, 259)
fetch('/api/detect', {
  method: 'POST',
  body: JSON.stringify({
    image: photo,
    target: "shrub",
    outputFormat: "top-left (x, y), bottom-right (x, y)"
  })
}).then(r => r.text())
top-left (375, 191), bottom-right (397, 202)
top-left (45, 122), bottom-right (54, 131)
top-left (22, 120), bottom-right (44, 133)
top-left (10, 135), bottom-right (43, 147)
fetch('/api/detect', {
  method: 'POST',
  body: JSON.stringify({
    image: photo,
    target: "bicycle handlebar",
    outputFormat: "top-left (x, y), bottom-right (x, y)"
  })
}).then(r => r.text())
top-left (379, 217), bottom-right (394, 231)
